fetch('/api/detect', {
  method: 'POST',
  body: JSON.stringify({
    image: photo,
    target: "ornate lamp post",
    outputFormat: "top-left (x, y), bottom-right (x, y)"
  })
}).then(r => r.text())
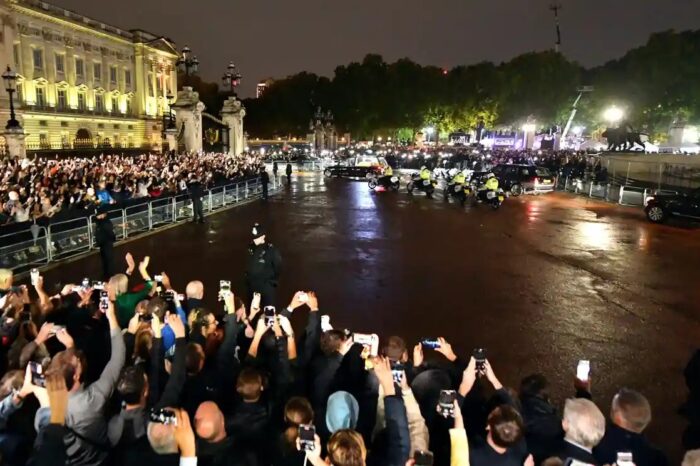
top-left (2, 66), bottom-right (21, 129)
top-left (166, 93), bottom-right (176, 129)
top-left (176, 46), bottom-right (199, 87)
top-left (222, 62), bottom-right (242, 96)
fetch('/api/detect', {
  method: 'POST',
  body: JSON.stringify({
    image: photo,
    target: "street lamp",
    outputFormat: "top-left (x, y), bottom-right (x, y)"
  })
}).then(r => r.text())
top-left (222, 61), bottom-right (242, 96)
top-left (166, 93), bottom-right (175, 129)
top-left (2, 66), bottom-right (21, 129)
top-left (176, 46), bottom-right (199, 86)
top-left (603, 106), bottom-right (623, 125)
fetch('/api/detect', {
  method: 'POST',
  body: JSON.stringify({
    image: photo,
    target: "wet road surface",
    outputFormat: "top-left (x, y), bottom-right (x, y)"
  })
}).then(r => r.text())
top-left (41, 173), bottom-right (700, 460)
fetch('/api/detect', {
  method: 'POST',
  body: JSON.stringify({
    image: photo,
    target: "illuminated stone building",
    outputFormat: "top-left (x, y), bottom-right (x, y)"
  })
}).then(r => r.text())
top-left (0, 0), bottom-right (178, 152)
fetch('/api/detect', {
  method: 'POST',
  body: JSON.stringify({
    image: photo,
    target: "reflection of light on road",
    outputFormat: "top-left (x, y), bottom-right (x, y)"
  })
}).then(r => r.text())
top-left (351, 183), bottom-right (377, 210)
top-left (577, 222), bottom-right (613, 250)
top-left (527, 203), bottom-right (542, 223)
top-left (637, 227), bottom-right (649, 251)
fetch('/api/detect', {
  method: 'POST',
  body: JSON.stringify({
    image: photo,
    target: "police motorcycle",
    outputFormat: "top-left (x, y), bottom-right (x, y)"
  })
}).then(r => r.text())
top-left (406, 167), bottom-right (438, 198)
top-left (442, 172), bottom-right (470, 206)
top-left (368, 172), bottom-right (400, 192)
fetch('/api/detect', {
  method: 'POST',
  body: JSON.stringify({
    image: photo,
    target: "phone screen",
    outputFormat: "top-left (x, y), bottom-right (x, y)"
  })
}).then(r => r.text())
top-left (437, 390), bottom-right (456, 417)
top-left (264, 306), bottom-right (276, 326)
top-left (29, 362), bottom-right (46, 387)
top-left (576, 360), bottom-right (590, 381)
top-left (414, 451), bottom-right (434, 466)
top-left (298, 424), bottom-right (316, 451)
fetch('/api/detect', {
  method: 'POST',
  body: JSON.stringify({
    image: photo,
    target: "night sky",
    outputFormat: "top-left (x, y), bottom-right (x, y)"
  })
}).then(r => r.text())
top-left (53, 0), bottom-right (700, 98)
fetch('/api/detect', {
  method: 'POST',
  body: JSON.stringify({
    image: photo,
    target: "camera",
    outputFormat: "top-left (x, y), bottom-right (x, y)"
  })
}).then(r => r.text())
top-left (264, 306), bottom-right (276, 327)
top-left (352, 333), bottom-right (379, 357)
top-left (421, 338), bottom-right (440, 349)
top-left (472, 348), bottom-right (487, 371)
top-left (576, 360), bottom-right (590, 382)
top-left (437, 390), bottom-right (456, 418)
top-left (99, 290), bottom-right (109, 312)
top-left (29, 361), bottom-right (46, 388)
top-left (390, 361), bottom-right (405, 385)
top-left (149, 408), bottom-right (177, 425)
top-left (616, 452), bottom-right (634, 466)
top-left (298, 424), bottom-right (316, 451)
top-left (414, 451), bottom-right (434, 466)
top-left (30, 268), bottom-right (40, 286)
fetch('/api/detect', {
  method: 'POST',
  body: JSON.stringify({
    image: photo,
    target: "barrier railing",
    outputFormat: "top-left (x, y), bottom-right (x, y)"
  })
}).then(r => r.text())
top-left (3, 177), bottom-right (277, 274)
top-left (554, 176), bottom-right (658, 207)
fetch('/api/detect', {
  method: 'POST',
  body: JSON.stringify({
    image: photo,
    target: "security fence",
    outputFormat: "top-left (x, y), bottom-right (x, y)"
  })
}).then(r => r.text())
top-left (556, 156), bottom-right (700, 207)
top-left (0, 177), bottom-right (278, 274)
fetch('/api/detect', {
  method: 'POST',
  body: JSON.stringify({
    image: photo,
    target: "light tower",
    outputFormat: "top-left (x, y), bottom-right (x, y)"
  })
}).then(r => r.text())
top-left (550, 3), bottom-right (562, 53)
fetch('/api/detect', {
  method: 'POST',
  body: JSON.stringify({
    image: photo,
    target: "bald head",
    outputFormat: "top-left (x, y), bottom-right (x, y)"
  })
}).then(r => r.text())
top-left (186, 281), bottom-right (204, 300)
top-left (195, 401), bottom-right (226, 442)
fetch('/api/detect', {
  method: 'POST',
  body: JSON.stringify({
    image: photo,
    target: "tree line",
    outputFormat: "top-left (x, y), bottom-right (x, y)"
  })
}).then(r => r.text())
top-left (188, 29), bottom-right (700, 142)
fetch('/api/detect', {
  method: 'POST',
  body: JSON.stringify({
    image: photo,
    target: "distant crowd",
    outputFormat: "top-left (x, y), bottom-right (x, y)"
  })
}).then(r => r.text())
top-left (0, 152), bottom-right (265, 226)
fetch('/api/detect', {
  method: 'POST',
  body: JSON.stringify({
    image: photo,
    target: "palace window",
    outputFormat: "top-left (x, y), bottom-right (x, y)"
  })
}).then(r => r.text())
top-left (111, 96), bottom-right (118, 113)
top-left (125, 69), bottom-right (131, 86)
top-left (57, 89), bottom-right (67, 109)
top-left (95, 93), bottom-right (104, 112)
top-left (75, 58), bottom-right (84, 78)
top-left (35, 86), bottom-right (46, 107)
top-left (93, 63), bottom-right (101, 81)
top-left (55, 54), bottom-right (65, 74)
top-left (32, 48), bottom-right (43, 72)
top-left (77, 92), bottom-right (86, 111)
top-left (110, 66), bottom-right (117, 84)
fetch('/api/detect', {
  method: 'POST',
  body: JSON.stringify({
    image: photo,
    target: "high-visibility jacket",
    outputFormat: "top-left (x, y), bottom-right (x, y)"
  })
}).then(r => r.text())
top-left (452, 173), bottom-right (466, 185)
top-left (419, 169), bottom-right (431, 180)
top-left (384, 166), bottom-right (393, 176)
top-left (485, 177), bottom-right (499, 191)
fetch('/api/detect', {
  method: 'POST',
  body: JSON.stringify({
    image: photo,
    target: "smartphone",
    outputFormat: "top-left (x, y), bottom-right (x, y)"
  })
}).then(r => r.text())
top-left (421, 338), bottom-right (441, 349)
top-left (219, 280), bottom-right (231, 292)
top-left (617, 452), bottom-right (634, 466)
top-left (154, 274), bottom-right (164, 283)
top-left (139, 313), bottom-right (153, 322)
top-left (29, 361), bottom-right (46, 388)
top-left (320, 315), bottom-right (332, 332)
top-left (390, 361), bottom-right (405, 385)
top-left (251, 292), bottom-right (261, 309)
top-left (473, 348), bottom-right (487, 371)
top-left (149, 408), bottom-right (177, 425)
top-left (30, 268), bottom-right (40, 286)
top-left (298, 424), bottom-right (316, 451)
top-left (49, 324), bottom-right (66, 334)
top-left (264, 306), bottom-right (276, 327)
top-left (92, 281), bottom-right (105, 291)
top-left (437, 390), bottom-right (456, 418)
top-left (298, 292), bottom-right (309, 303)
top-left (576, 360), bottom-right (590, 382)
top-left (81, 278), bottom-right (90, 289)
top-left (414, 451), bottom-right (434, 466)
top-left (99, 290), bottom-right (109, 312)
top-left (353, 333), bottom-right (379, 357)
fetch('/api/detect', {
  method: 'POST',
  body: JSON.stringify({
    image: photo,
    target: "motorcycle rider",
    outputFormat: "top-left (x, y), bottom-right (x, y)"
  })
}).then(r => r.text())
top-left (450, 170), bottom-right (466, 186)
top-left (478, 172), bottom-right (500, 202)
top-left (377, 164), bottom-right (394, 187)
top-left (419, 165), bottom-right (431, 181)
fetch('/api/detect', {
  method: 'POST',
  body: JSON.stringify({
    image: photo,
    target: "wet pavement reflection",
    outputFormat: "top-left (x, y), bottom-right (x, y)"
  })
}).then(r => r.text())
top-left (41, 173), bottom-right (700, 459)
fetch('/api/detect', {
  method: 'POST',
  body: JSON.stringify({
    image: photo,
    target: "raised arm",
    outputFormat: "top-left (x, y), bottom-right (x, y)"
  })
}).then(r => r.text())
top-left (86, 300), bottom-right (125, 403)
top-left (155, 315), bottom-right (187, 409)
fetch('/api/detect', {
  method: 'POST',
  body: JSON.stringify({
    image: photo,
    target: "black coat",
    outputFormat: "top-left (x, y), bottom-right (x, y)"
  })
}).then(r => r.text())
top-left (557, 440), bottom-right (599, 465)
top-left (593, 424), bottom-right (668, 466)
top-left (246, 243), bottom-right (282, 286)
top-left (520, 395), bottom-right (564, 463)
top-left (94, 217), bottom-right (116, 247)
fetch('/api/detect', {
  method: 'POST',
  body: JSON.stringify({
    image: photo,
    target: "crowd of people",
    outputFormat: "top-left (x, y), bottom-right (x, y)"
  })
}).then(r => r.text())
top-left (0, 152), bottom-right (266, 226)
top-left (0, 248), bottom-right (685, 466)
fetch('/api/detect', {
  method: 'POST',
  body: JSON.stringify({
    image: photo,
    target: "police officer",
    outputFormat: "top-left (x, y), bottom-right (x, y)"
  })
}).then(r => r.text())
top-left (419, 165), bottom-right (431, 181)
top-left (260, 168), bottom-right (269, 200)
top-left (246, 223), bottom-right (282, 307)
top-left (94, 205), bottom-right (116, 280)
top-left (188, 172), bottom-right (205, 224)
top-left (451, 170), bottom-right (466, 186)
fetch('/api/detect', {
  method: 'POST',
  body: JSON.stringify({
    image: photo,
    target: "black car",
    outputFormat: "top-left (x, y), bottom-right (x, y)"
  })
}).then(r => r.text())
top-left (323, 165), bottom-right (381, 178)
top-left (645, 188), bottom-right (700, 223)
top-left (491, 164), bottom-right (556, 196)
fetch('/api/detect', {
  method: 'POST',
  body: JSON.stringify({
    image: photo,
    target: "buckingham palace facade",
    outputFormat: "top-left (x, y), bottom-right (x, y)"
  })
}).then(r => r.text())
top-left (0, 0), bottom-right (179, 152)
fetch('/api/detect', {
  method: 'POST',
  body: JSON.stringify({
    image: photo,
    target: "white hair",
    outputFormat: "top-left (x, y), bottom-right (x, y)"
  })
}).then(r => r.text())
top-left (683, 449), bottom-right (700, 466)
top-left (563, 398), bottom-right (606, 448)
top-left (146, 422), bottom-right (177, 455)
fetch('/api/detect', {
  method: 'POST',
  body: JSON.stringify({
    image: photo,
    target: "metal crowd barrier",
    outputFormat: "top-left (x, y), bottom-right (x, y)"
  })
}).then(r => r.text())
top-left (1, 177), bottom-right (277, 273)
top-left (555, 176), bottom-right (655, 207)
